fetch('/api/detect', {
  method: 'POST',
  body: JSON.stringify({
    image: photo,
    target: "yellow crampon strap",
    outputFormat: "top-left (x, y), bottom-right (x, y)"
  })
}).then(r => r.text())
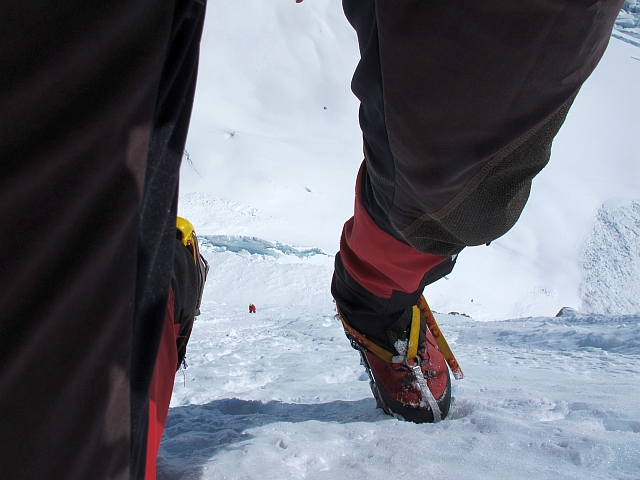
top-left (339, 297), bottom-right (464, 380)
top-left (417, 295), bottom-right (465, 380)
top-left (338, 308), bottom-right (395, 363)
top-left (406, 306), bottom-right (421, 360)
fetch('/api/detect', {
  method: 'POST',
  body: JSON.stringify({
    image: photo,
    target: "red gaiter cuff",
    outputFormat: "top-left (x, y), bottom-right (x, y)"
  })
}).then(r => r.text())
top-left (340, 163), bottom-right (447, 300)
top-left (145, 286), bottom-right (178, 480)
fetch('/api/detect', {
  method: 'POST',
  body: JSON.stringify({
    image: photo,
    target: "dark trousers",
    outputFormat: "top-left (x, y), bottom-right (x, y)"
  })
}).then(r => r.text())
top-left (0, 1), bottom-right (205, 479)
top-left (332, 0), bottom-right (622, 339)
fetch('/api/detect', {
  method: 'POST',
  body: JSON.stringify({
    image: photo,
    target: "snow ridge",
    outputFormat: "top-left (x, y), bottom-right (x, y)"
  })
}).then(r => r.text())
top-left (200, 235), bottom-right (326, 259)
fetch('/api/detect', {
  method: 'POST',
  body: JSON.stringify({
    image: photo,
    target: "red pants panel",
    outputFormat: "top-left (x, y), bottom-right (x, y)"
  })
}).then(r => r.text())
top-left (341, 163), bottom-right (447, 299)
top-left (145, 286), bottom-right (178, 480)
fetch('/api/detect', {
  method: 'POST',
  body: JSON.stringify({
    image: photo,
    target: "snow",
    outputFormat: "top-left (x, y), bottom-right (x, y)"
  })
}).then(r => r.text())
top-left (580, 200), bottom-right (640, 315)
top-left (615, 7), bottom-right (640, 44)
top-left (181, 0), bottom-right (640, 321)
top-left (615, 6), bottom-right (640, 46)
top-left (158, 242), bottom-right (640, 478)
top-left (162, 1), bottom-right (640, 478)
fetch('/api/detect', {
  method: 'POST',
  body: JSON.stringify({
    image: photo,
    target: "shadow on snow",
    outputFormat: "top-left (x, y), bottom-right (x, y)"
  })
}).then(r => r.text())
top-left (157, 397), bottom-right (381, 479)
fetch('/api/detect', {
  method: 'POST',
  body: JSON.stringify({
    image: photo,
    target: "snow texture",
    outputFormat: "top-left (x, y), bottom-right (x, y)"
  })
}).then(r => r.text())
top-left (615, 5), bottom-right (640, 46)
top-left (163, 199), bottom-right (640, 479)
top-left (158, 244), bottom-right (640, 479)
top-left (580, 200), bottom-right (640, 315)
top-left (200, 235), bottom-right (325, 259)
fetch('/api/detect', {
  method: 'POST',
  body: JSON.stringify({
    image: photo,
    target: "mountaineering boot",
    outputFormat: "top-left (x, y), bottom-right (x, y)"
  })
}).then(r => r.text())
top-left (174, 216), bottom-right (209, 368)
top-left (177, 216), bottom-right (208, 315)
top-left (338, 303), bottom-right (451, 423)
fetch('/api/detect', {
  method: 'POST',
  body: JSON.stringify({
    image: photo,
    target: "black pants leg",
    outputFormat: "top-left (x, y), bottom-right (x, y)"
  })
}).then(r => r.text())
top-left (0, 1), bottom-right (205, 478)
top-left (333, 0), bottom-right (623, 333)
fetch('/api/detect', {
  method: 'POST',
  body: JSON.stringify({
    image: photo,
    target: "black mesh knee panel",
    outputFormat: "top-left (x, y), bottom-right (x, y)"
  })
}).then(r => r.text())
top-left (399, 93), bottom-right (577, 256)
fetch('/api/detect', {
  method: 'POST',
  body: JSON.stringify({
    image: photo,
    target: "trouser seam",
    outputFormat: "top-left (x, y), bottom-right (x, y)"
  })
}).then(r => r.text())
top-left (365, 155), bottom-right (396, 187)
top-left (399, 93), bottom-right (576, 239)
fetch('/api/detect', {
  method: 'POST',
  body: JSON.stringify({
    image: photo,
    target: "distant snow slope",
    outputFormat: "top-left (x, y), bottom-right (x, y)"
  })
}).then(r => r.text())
top-left (181, 0), bottom-right (640, 320)
top-left (580, 200), bottom-right (640, 315)
top-left (180, 0), bottom-right (362, 254)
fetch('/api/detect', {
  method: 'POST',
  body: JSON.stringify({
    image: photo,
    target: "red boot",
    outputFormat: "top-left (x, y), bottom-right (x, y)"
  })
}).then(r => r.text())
top-left (339, 304), bottom-right (451, 423)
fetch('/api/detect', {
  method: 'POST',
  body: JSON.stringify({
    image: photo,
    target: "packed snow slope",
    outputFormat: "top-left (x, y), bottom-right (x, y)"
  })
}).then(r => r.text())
top-left (180, 0), bottom-right (640, 320)
top-left (157, 235), bottom-right (640, 479)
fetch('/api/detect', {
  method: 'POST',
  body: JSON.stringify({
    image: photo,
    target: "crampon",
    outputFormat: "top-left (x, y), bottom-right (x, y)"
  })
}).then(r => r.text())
top-left (338, 296), bottom-right (463, 423)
